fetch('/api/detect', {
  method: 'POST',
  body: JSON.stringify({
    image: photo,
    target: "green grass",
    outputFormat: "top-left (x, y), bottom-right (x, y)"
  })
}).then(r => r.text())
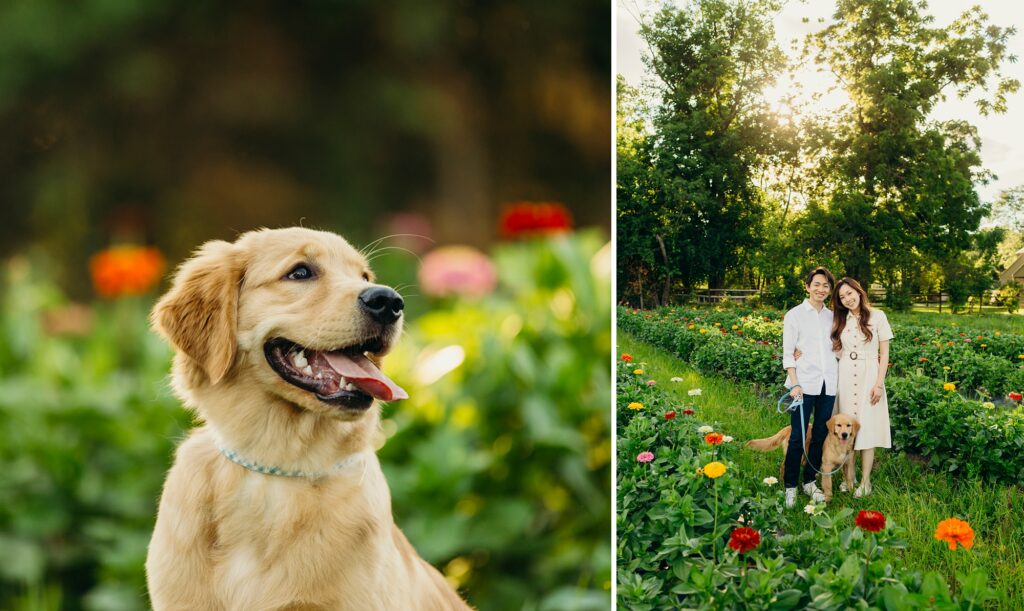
top-left (619, 331), bottom-right (1024, 608)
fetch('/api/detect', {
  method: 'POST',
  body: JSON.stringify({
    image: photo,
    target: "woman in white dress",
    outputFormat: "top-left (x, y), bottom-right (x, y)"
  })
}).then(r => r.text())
top-left (831, 277), bottom-right (893, 497)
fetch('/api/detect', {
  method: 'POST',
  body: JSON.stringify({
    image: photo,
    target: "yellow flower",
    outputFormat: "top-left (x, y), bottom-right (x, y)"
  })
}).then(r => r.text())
top-left (944, 382), bottom-right (956, 391)
top-left (699, 329), bottom-right (707, 334)
top-left (714, 322), bottom-right (721, 327)
top-left (627, 402), bottom-right (643, 411)
top-left (703, 461), bottom-right (727, 479)
top-left (731, 325), bottom-right (738, 330)
top-left (633, 369), bottom-right (644, 375)
top-left (982, 402), bottom-right (995, 409)
top-left (695, 467), bottom-right (704, 476)
top-left (1018, 354), bottom-right (1024, 360)
top-left (981, 344), bottom-right (987, 348)
top-left (688, 324), bottom-right (695, 329)
top-left (943, 366), bottom-right (951, 372)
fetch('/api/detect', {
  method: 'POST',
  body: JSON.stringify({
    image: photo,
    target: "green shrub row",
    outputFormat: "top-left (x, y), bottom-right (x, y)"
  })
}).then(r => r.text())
top-left (622, 306), bottom-right (1024, 366)
top-left (616, 361), bottom-right (999, 610)
top-left (619, 308), bottom-right (1024, 485)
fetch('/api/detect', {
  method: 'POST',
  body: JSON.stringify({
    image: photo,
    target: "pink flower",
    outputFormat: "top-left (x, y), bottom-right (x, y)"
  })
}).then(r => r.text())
top-left (636, 451), bottom-right (655, 463)
top-left (646, 380), bottom-right (657, 386)
top-left (418, 246), bottom-right (497, 298)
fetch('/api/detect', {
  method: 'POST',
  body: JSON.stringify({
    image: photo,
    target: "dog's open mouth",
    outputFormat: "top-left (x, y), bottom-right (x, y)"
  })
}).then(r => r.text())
top-left (264, 337), bottom-right (409, 409)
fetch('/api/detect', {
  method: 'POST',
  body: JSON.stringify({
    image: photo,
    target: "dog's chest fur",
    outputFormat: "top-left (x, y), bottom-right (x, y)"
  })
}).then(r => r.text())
top-left (209, 457), bottom-right (404, 609)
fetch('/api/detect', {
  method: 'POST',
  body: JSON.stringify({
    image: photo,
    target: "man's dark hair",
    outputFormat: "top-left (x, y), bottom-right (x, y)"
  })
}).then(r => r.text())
top-left (805, 266), bottom-right (835, 288)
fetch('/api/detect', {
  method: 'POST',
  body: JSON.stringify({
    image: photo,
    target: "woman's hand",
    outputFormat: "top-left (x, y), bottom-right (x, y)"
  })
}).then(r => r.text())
top-left (870, 384), bottom-right (883, 404)
top-left (790, 385), bottom-right (803, 400)
top-left (793, 348), bottom-right (802, 360)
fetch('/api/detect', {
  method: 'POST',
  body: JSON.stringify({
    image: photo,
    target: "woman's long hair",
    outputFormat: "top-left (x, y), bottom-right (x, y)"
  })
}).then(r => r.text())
top-left (831, 277), bottom-right (873, 352)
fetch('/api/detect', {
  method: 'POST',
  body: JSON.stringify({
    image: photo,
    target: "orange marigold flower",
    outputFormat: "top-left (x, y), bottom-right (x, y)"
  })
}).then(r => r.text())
top-left (935, 518), bottom-right (975, 550)
top-left (498, 201), bottom-right (573, 238)
top-left (704, 432), bottom-right (724, 445)
top-left (89, 245), bottom-right (165, 298)
top-left (621, 353), bottom-right (634, 362)
top-left (728, 527), bottom-right (761, 554)
top-left (855, 510), bottom-right (886, 532)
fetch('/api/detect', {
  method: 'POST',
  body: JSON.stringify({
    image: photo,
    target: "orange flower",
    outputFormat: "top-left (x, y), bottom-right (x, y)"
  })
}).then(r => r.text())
top-left (498, 202), bottom-right (573, 238)
top-left (621, 353), bottom-right (634, 362)
top-left (934, 518), bottom-right (975, 550)
top-left (89, 246), bottom-right (165, 298)
top-left (704, 432), bottom-right (724, 445)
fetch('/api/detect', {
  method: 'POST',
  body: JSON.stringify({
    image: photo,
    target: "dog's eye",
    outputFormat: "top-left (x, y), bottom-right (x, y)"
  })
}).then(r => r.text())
top-left (286, 264), bottom-right (315, 281)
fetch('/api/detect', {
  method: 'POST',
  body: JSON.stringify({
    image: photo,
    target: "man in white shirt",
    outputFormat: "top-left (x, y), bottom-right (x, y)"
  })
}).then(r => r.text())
top-left (781, 267), bottom-right (838, 508)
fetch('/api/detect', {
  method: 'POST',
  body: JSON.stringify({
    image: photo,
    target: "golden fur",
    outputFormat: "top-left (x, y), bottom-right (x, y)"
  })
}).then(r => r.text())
top-left (145, 227), bottom-right (470, 610)
top-left (744, 413), bottom-right (860, 502)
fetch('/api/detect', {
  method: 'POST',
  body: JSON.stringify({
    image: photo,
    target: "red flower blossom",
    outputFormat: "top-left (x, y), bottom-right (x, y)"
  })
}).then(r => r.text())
top-left (1010, 392), bottom-right (1023, 402)
top-left (728, 527), bottom-right (761, 554)
top-left (855, 510), bottom-right (886, 533)
top-left (664, 411), bottom-right (676, 420)
top-left (89, 245), bottom-right (165, 298)
top-left (704, 432), bottom-right (724, 445)
top-left (682, 409), bottom-right (694, 415)
top-left (621, 353), bottom-right (634, 362)
top-left (499, 202), bottom-right (573, 238)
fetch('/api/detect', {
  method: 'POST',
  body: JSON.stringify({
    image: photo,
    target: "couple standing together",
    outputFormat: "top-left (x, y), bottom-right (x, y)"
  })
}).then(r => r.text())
top-left (781, 267), bottom-right (893, 508)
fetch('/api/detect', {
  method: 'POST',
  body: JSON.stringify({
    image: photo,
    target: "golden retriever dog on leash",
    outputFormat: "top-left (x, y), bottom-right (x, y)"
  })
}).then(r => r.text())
top-left (745, 413), bottom-right (860, 502)
top-left (145, 227), bottom-right (470, 610)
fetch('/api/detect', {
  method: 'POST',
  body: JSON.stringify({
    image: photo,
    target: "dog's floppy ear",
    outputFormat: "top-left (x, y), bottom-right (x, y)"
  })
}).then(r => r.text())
top-left (826, 415), bottom-right (837, 434)
top-left (852, 417), bottom-right (861, 436)
top-left (151, 240), bottom-right (242, 385)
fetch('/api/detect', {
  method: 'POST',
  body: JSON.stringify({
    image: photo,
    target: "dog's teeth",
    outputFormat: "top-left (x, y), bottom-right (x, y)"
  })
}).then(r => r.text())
top-left (293, 351), bottom-right (308, 368)
top-left (344, 382), bottom-right (356, 391)
top-left (303, 365), bottom-right (313, 376)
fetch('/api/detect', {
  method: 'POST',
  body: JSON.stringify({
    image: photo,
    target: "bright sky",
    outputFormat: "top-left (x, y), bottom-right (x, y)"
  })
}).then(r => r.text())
top-left (616, 0), bottom-right (1024, 207)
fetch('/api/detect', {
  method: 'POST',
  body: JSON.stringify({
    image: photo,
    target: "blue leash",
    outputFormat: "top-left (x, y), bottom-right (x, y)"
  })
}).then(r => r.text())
top-left (777, 390), bottom-right (847, 476)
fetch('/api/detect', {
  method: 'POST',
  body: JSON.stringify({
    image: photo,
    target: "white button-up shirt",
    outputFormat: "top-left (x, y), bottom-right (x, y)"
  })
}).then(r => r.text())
top-left (782, 300), bottom-right (838, 396)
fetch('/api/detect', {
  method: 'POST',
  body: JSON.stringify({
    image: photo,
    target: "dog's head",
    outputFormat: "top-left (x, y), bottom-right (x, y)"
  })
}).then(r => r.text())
top-left (825, 413), bottom-right (859, 445)
top-left (151, 227), bottom-right (407, 420)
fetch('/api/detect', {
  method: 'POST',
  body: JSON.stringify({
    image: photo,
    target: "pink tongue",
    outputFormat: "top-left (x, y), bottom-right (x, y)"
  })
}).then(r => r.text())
top-left (323, 352), bottom-right (409, 402)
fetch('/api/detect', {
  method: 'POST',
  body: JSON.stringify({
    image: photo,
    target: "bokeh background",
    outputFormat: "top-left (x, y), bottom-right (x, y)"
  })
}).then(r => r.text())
top-left (0, 1), bottom-right (612, 610)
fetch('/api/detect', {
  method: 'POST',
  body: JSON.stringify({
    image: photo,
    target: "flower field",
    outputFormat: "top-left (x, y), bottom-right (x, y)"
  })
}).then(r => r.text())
top-left (0, 233), bottom-right (611, 611)
top-left (619, 307), bottom-right (1024, 484)
top-left (616, 340), bottom-right (1016, 609)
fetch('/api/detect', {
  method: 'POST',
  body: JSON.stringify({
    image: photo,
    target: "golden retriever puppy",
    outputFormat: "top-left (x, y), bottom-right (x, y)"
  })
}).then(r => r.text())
top-left (145, 227), bottom-right (471, 610)
top-left (744, 414), bottom-right (860, 502)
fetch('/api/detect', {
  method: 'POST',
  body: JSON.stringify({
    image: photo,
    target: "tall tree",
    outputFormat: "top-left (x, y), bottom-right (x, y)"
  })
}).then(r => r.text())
top-left (637, 0), bottom-right (786, 289)
top-left (805, 0), bottom-right (1019, 288)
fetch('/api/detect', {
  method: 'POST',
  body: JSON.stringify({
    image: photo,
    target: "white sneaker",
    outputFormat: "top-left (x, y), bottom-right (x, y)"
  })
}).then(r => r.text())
top-left (785, 487), bottom-right (797, 508)
top-left (803, 482), bottom-right (826, 503)
top-left (840, 481), bottom-right (855, 493)
top-left (854, 482), bottom-right (872, 498)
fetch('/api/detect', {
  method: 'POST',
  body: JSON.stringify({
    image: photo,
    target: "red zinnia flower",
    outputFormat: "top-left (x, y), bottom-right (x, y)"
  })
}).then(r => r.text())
top-left (1009, 392), bottom-right (1022, 402)
top-left (499, 201), bottom-right (573, 238)
top-left (705, 432), bottom-right (724, 445)
top-left (621, 353), bottom-right (634, 362)
top-left (682, 409), bottom-right (694, 415)
top-left (855, 510), bottom-right (886, 533)
top-left (89, 245), bottom-right (165, 298)
top-left (728, 527), bottom-right (761, 554)
top-left (664, 411), bottom-right (676, 420)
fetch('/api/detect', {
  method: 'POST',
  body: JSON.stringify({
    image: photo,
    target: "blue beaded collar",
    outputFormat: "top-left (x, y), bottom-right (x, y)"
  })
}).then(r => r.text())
top-left (219, 447), bottom-right (365, 480)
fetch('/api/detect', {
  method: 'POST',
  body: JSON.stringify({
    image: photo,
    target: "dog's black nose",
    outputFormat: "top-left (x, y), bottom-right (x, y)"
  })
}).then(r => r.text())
top-left (841, 433), bottom-right (848, 439)
top-left (358, 286), bottom-right (404, 325)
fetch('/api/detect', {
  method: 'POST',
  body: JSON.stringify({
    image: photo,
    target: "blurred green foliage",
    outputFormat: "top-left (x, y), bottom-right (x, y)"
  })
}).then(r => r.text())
top-left (0, 233), bottom-right (611, 610)
top-left (0, 0), bottom-right (610, 299)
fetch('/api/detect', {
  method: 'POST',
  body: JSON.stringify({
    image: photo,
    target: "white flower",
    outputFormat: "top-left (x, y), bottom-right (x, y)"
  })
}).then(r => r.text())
top-left (722, 436), bottom-right (734, 443)
top-left (804, 503), bottom-right (817, 515)
top-left (688, 388), bottom-right (703, 396)
top-left (698, 425), bottom-right (713, 434)
top-left (763, 476), bottom-right (778, 486)
top-left (670, 377), bottom-right (683, 382)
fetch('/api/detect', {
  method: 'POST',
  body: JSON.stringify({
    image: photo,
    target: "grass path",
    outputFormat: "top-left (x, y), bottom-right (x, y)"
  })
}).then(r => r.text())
top-left (619, 331), bottom-right (1024, 606)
